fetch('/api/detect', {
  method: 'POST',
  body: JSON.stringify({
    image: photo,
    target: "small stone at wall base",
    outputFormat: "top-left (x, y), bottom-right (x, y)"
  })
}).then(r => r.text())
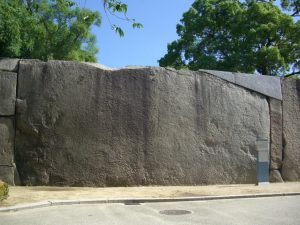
top-left (270, 170), bottom-right (284, 183)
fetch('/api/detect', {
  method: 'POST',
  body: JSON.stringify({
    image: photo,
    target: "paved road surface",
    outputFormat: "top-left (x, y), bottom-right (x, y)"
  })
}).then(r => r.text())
top-left (1, 196), bottom-right (300, 225)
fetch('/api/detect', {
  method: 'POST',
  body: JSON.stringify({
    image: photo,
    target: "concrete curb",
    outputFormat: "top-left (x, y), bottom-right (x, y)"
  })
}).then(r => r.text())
top-left (1, 192), bottom-right (300, 212)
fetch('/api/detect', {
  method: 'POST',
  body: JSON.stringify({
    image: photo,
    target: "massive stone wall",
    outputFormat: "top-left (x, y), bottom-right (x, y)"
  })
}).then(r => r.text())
top-left (14, 60), bottom-right (269, 186)
top-left (0, 58), bottom-right (299, 186)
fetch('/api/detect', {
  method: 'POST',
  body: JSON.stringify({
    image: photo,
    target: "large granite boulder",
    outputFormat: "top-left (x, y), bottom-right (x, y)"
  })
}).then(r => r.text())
top-left (282, 78), bottom-right (300, 181)
top-left (15, 60), bottom-right (270, 186)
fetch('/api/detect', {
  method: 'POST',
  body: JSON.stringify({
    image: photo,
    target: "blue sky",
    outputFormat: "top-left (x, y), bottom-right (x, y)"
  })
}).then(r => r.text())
top-left (76, 0), bottom-right (194, 68)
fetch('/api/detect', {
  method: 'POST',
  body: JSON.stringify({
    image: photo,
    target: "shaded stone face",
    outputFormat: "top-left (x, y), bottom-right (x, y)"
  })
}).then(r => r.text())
top-left (0, 118), bottom-right (15, 185)
top-left (0, 71), bottom-right (17, 116)
top-left (0, 118), bottom-right (15, 165)
top-left (282, 79), bottom-right (300, 181)
top-left (0, 167), bottom-right (14, 185)
top-left (15, 60), bottom-right (270, 186)
top-left (269, 98), bottom-right (283, 170)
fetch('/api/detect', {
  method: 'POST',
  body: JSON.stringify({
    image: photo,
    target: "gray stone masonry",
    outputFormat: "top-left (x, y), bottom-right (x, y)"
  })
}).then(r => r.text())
top-left (270, 170), bottom-right (284, 183)
top-left (269, 98), bottom-right (283, 170)
top-left (199, 69), bottom-right (282, 100)
top-left (0, 58), bottom-right (18, 185)
top-left (0, 118), bottom-right (15, 166)
top-left (0, 58), bottom-right (299, 186)
top-left (0, 71), bottom-right (17, 115)
top-left (0, 58), bottom-right (19, 72)
top-left (282, 78), bottom-right (300, 181)
top-left (0, 166), bottom-right (14, 185)
top-left (0, 120), bottom-right (15, 184)
top-left (15, 60), bottom-right (270, 186)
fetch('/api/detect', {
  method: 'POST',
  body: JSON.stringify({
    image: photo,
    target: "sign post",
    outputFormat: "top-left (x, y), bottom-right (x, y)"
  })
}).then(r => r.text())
top-left (256, 138), bottom-right (269, 185)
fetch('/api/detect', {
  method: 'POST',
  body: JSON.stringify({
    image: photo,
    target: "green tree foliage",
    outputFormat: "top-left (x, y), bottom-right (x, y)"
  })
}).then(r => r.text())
top-left (159, 0), bottom-right (300, 76)
top-left (279, 0), bottom-right (300, 16)
top-left (0, 180), bottom-right (9, 202)
top-left (252, 0), bottom-right (300, 17)
top-left (0, 0), bottom-right (101, 62)
top-left (103, 0), bottom-right (143, 37)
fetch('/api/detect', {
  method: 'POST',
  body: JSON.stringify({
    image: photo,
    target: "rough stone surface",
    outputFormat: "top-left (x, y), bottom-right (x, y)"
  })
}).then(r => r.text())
top-left (0, 166), bottom-right (14, 185)
top-left (270, 170), bottom-right (284, 183)
top-left (15, 60), bottom-right (270, 186)
top-left (0, 71), bottom-right (17, 115)
top-left (0, 118), bottom-right (15, 166)
top-left (0, 58), bottom-right (19, 72)
top-left (199, 70), bottom-right (282, 100)
top-left (198, 69), bottom-right (235, 83)
top-left (269, 98), bottom-right (283, 170)
top-left (282, 79), bottom-right (300, 181)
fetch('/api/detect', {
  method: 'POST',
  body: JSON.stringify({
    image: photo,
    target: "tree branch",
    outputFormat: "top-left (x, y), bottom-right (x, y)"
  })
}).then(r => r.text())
top-left (284, 71), bottom-right (300, 77)
top-left (291, 11), bottom-right (300, 16)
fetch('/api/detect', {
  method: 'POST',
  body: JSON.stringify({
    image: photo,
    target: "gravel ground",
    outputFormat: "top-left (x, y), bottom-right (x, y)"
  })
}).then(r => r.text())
top-left (1, 182), bottom-right (299, 207)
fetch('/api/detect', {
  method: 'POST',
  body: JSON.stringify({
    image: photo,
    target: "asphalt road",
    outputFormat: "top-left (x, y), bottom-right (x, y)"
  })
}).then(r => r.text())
top-left (1, 196), bottom-right (300, 225)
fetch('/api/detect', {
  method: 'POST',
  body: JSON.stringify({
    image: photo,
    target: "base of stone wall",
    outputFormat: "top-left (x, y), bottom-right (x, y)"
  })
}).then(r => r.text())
top-left (270, 170), bottom-right (284, 183)
top-left (0, 166), bottom-right (15, 185)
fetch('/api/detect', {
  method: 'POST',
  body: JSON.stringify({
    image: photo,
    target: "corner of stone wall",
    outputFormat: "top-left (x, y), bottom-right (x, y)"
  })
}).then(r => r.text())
top-left (0, 58), bottom-right (20, 185)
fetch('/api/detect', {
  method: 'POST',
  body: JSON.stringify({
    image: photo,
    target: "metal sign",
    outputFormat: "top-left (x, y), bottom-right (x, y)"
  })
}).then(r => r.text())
top-left (256, 138), bottom-right (270, 185)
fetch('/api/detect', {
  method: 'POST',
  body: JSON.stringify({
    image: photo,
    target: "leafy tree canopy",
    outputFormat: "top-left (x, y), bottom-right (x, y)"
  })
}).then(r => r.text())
top-left (159, 0), bottom-right (300, 76)
top-left (0, 0), bottom-right (101, 62)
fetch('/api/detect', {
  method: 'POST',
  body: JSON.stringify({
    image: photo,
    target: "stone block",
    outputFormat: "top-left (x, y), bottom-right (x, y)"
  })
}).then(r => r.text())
top-left (198, 69), bottom-right (235, 83)
top-left (269, 98), bottom-right (283, 170)
top-left (15, 60), bottom-right (270, 186)
top-left (199, 70), bottom-right (282, 100)
top-left (0, 71), bottom-right (17, 115)
top-left (282, 79), bottom-right (300, 181)
top-left (234, 73), bottom-right (282, 100)
top-left (0, 58), bottom-right (19, 72)
top-left (0, 118), bottom-right (15, 165)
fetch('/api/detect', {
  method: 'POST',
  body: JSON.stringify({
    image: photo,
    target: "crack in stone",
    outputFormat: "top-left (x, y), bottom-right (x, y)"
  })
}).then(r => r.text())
top-left (0, 165), bottom-right (14, 168)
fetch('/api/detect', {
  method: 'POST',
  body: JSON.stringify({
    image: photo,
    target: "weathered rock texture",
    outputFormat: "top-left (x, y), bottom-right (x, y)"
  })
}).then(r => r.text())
top-left (0, 118), bottom-right (15, 185)
top-left (0, 58), bottom-right (19, 72)
top-left (0, 167), bottom-right (14, 185)
top-left (0, 118), bottom-right (15, 165)
top-left (270, 170), bottom-right (284, 183)
top-left (282, 78), bottom-right (300, 181)
top-left (0, 71), bottom-right (17, 115)
top-left (269, 98), bottom-right (283, 170)
top-left (15, 60), bottom-right (270, 186)
top-left (199, 70), bottom-right (282, 100)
